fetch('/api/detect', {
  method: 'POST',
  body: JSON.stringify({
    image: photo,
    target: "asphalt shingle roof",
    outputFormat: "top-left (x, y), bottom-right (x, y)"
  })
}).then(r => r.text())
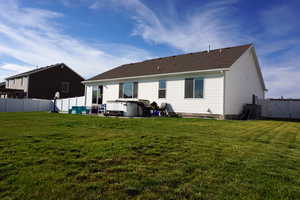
top-left (6, 63), bottom-right (66, 80)
top-left (87, 44), bottom-right (252, 81)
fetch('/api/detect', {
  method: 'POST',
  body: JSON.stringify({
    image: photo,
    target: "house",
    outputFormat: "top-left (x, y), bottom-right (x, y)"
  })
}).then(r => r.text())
top-left (0, 82), bottom-right (5, 90)
top-left (2, 63), bottom-right (85, 99)
top-left (0, 82), bottom-right (6, 98)
top-left (83, 44), bottom-right (267, 119)
top-left (0, 81), bottom-right (25, 99)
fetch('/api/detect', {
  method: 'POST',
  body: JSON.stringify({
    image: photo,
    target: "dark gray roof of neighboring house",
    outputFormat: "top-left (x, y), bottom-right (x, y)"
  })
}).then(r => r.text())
top-left (6, 63), bottom-right (84, 80)
top-left (87, 44), bottom-right (252, 81)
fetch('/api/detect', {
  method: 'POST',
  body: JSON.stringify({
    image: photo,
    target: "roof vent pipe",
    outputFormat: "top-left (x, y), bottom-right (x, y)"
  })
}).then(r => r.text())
top-left (208, 44), bottom-right (211, 53)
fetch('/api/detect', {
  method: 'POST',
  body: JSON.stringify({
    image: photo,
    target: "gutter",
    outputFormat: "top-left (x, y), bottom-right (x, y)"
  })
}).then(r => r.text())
top-left (82, 68), bottom-right (230, 84)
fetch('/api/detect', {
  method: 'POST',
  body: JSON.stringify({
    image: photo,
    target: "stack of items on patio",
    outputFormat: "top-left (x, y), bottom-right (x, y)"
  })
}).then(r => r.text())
top-left (104, 99), bottom-right (172, 117)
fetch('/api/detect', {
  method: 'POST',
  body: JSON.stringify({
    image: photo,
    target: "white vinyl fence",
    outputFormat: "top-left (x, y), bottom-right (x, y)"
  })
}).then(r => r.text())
top-left (257, 99), bottom-right (300, 119)
top-left (0, 98), bottom-right (53, 112)
top-left (55, 96), bottom-right (85, 113)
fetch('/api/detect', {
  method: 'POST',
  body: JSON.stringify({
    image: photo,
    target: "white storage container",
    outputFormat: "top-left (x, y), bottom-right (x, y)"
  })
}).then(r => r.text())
top-left (106, 101), bottom-right (143, 117)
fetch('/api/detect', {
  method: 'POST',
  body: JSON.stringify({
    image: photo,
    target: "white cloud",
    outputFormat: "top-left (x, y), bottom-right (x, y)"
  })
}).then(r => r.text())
top-left (261, 47), bottom-right (300, 98)
top-left (0, 63), bottom-right (33, 74)
top-left (260, 3), bottom-right (300, 36)
top-left (91, 0), bottom-right (245, 52)
top-left (0, 63), bottom-right (33, 83)
top-left (256, 1), bottom-right (300, 98)
top-left (256, 39), bottom-right (300, 56)
top-left (263, 66), bottom-right (300, 98)
top-left (0, 0), bottom-right (152, 82)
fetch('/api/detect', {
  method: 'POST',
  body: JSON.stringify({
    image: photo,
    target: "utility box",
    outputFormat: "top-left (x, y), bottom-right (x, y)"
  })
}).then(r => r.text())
top-left (241, 104), bottom-right (262, 120)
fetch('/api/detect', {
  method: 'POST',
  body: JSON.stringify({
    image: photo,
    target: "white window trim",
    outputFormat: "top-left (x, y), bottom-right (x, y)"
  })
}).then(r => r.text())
top-left (121, 82), bottom-right (134, 99)
top-left (92, 85), bottom-right (103, 105)
top-left (184, 77), bottom-right (205, 99)
top-left (158, 80), bottom-right (167, 99)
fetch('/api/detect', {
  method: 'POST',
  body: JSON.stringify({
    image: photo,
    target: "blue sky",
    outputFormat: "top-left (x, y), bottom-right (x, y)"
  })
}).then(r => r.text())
top-left (0, 0), bottom-right (300, 98)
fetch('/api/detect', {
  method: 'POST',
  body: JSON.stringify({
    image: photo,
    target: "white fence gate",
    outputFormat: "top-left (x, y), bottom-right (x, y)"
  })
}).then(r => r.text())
top-left (0, 98), bottom-right (53, 112)
top-left (55, 96), bottom-right (85, 113)
top-left (257, 99), bottom-right (300, 119)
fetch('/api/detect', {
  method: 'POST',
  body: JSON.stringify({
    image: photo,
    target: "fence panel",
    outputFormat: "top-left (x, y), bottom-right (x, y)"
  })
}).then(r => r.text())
top-left (0, 98), bottom-right (52, 112)
top-left (257, 99), bottom-right (300, 119)
top-left (55, 96), bottom-right (85, 112)
top-left (0, 99), bottom-right (6, 112)
top-left (6, 99), bottom-right (24, 112)
top-left (290, 101), bottom-right (300, 119)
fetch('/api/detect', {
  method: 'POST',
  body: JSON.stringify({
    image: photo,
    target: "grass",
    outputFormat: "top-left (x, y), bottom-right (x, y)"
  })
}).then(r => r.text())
top-left (0, 112), bottom-right (300, 200)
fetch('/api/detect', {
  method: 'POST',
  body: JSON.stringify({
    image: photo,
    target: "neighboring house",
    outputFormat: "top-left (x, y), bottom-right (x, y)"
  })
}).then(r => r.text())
top-left (0, 82), bottom-right (6, 98)
top-left (83, 44), bottom-right (267, 119)
top-left (2, 63), bottom-right (84, 99)
top-left (0, 82), bottom-right (5, 90)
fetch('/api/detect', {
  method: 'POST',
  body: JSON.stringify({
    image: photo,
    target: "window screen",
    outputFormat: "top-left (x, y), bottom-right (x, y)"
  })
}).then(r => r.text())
top-left (185, 78), bottom-right (204, 98)
top-left (123, 82), bottom-right (133, 98)
top-left (133, 82), bottom-right (138, 98)
top-left (92, 86), bottom-right (98, 104)
top-left (184, 78), bottom-right (193, 98)
top-left (158, 80), bottom-right (166, 98)
top-left (194, 78), bottom-right (204, 98)
top-left (119, 83), bottom-right (123, 98)
top-left (119, 82), bottom-right (138, 99)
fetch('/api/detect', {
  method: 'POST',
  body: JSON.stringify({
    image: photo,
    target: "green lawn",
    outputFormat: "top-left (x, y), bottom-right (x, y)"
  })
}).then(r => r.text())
top-left (0, 113), bottom-right (300, 200)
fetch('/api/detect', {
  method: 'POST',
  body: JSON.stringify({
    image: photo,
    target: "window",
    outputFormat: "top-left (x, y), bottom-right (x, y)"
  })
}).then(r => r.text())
top-left (61, 82), bottom-right (70, 93)
top-left (92, 86), bottom-right (98, 104)
top-left (124, 82), bottom-right (133, 98)
top-left (158, 80), bottom-right (166, 98)
top-left (119, 82), bottom-right (138, 98)
top-left (97, 86), bottom-right (103, 104)
top-left (13, 79), bottom-right (15, 84)
top-left (21, 78), bottom-right (23, 86)
top-left (184, 77), bottom-right (204, 98)
top-left (92, 85), bottom-right (103, 104)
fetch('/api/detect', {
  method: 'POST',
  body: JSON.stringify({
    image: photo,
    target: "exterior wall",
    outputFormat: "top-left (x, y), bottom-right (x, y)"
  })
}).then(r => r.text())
top-left (224, 47), bottom-right (265, 115)
top-left (6, 76), bottom-right (29, 92)
top-left (86, 72), bottom-right (224, 115)
top-left (28, 65), bottom-right (84, 99)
